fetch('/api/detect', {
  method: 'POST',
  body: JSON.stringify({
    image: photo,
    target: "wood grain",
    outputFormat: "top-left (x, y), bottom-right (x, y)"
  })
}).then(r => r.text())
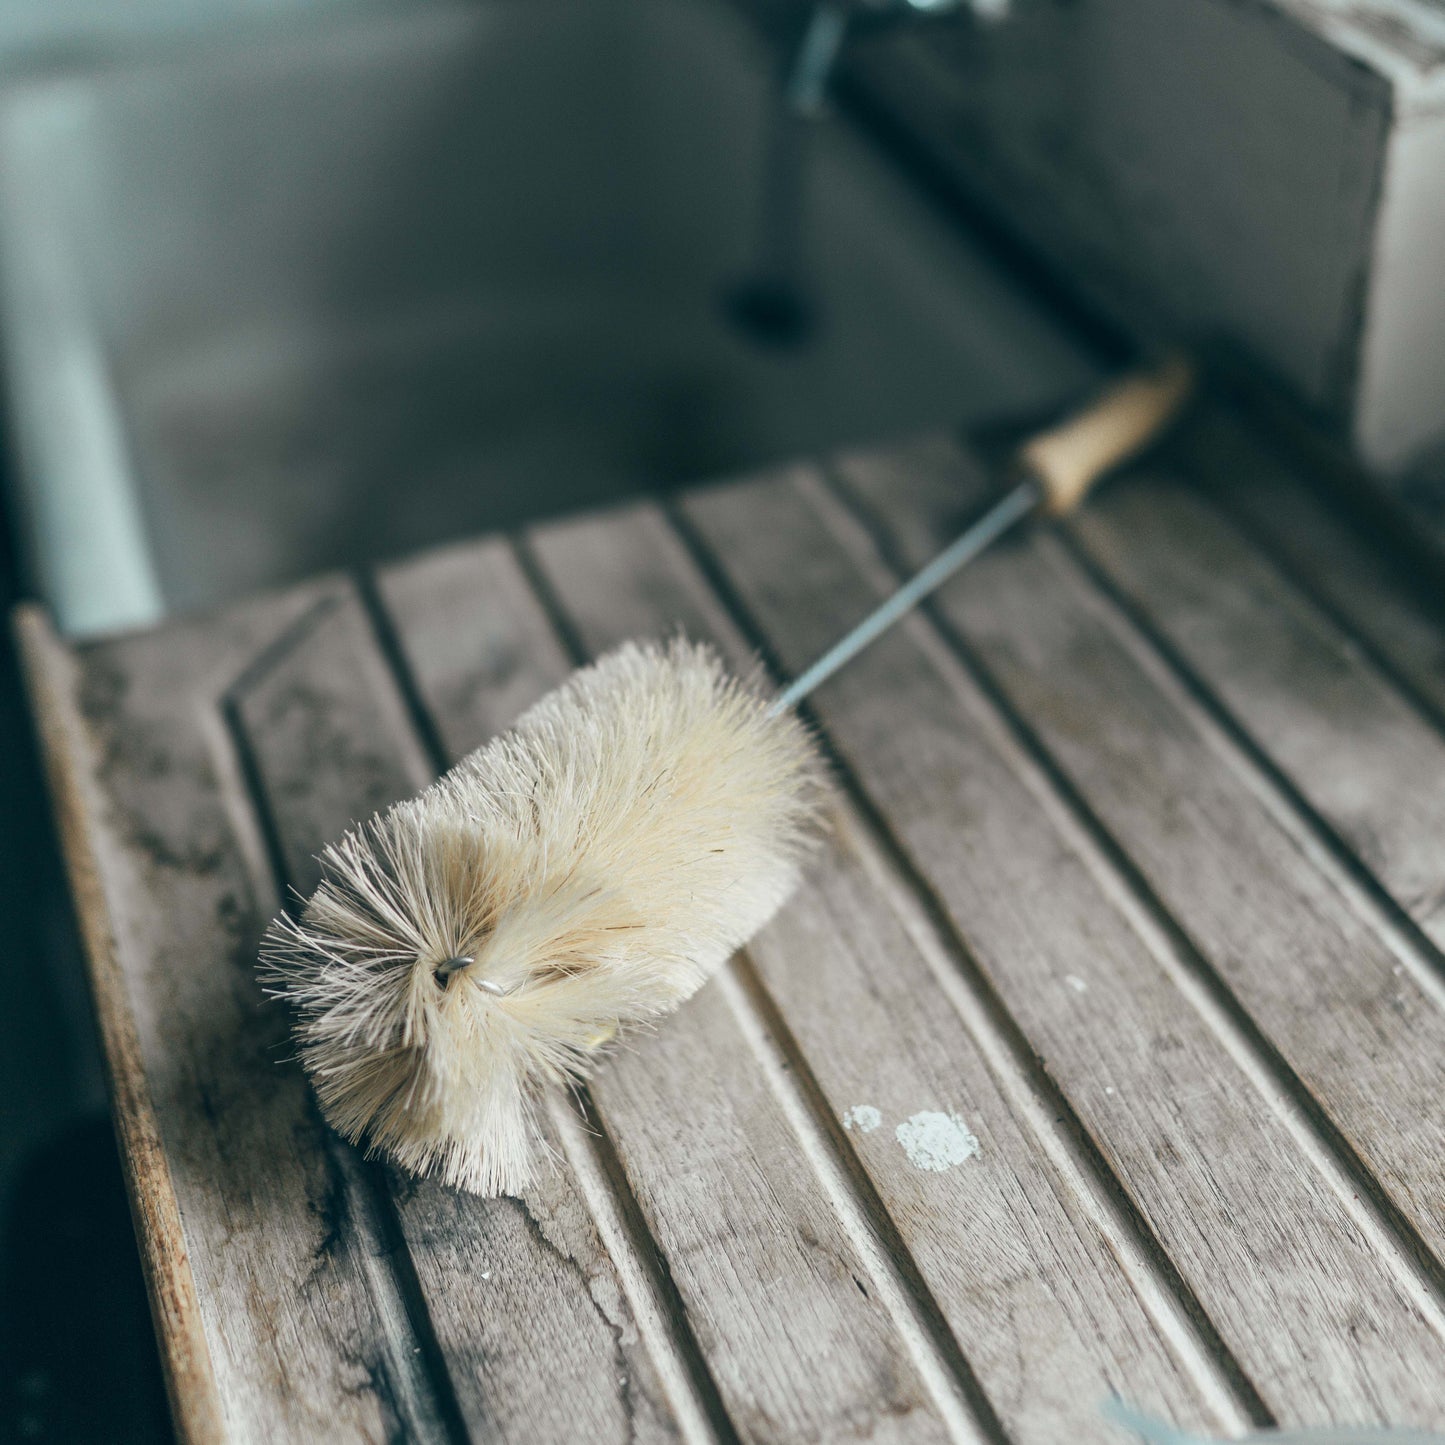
top-left (830, 435), bottom-right (1445, 1278)
top-left (682, 457), bottom-right (1445, 1429)
top-left (376, 538), bottom-right (960, 1444)
top-left (18, 584), bottom-right (422, 1442)
top-left (225, 580), bottom-right (695, 1445)
top-left (1187, 406), bottom-right (1445, 728)
top-left (1069, 452), bottom-right (1445, 953)
top-left (525, 499), bottom-right (1246, 1443)
top-left (15, 605), bottom-right (225, 1445)
top-left (22, 418), bottom-right (1445, 1443)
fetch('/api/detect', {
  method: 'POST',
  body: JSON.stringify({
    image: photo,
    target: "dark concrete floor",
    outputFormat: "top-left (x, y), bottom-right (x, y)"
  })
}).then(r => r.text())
top-left (0, 488), bottom-right (172, 1444)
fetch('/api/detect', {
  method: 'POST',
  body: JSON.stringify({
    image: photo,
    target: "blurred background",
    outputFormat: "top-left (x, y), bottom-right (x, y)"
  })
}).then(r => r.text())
top-left (0, 0), bottom-right (1439, 1438)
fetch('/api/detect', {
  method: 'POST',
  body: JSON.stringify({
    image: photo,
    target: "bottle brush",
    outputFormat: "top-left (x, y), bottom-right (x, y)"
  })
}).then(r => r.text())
top-left (261, 354), bottom-right (1193, 1195)
top-left (262, 638), bottom-right (826, 1195)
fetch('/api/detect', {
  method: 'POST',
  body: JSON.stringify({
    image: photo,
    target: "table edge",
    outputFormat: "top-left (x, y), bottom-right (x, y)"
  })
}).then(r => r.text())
top-left (12, 603), bottom-right (227, 1445)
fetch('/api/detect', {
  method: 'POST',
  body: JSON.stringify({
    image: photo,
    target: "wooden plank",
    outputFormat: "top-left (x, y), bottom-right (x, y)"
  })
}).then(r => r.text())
top-left (1188, 407), bottom-right (1445, 727)
top-left (15, 584), bottom-right (430, 1444)
top-left (831, 433), bottom-right (1445, 1289)
top-left (15, 605), bottom-right (225, 1445)
top-left (524, 500), bottom-right (1248, 1444)
top-left (681, 459), bottom-right (1445, 1429)
top-left (374, 539), bottom-right (965, 1444)
top-left (225, 580), bottom-right (696, 1445)
top-left (1066, 445), bottom-right (1445, 953)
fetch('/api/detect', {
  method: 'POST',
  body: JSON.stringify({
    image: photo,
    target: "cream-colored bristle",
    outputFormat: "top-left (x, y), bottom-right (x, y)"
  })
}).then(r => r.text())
top-left (260, 637), bottom-right (827, 1196)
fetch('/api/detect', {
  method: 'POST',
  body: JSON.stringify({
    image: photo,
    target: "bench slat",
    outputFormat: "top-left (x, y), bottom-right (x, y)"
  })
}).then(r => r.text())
top-left (21, 587), bottom-right (427, 1444)
top-left (376, 537), bottom-right (958, 1445)
top-left (681, 463), bottom-right (1445, 1429)
top-left (832, 437), bottom-right (1445, 1280)
top-left (1074, 460), bottom-right (1445, 949)
top-left (227, 583), bottom-right (694, 1445)
top-left (1192, 408), bottom-right (1445, 729)
top-left (525, 499), bottom-right (1240, 1443)
top-left (20, 421), bottom-right (1445, 1442)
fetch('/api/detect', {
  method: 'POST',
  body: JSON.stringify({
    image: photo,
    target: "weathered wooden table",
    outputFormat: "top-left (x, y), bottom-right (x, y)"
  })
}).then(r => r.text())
top-left (18, 403), bottom-right (1445, 1444)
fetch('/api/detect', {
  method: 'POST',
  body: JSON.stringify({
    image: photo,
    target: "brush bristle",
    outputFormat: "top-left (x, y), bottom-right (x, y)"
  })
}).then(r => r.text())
top-left (260, 637), bottom-right (827, 1196)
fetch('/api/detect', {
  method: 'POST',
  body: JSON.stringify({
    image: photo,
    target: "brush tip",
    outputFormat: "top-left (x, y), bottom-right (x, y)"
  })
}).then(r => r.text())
top-left (260, 637), bottom-right (828, 1195)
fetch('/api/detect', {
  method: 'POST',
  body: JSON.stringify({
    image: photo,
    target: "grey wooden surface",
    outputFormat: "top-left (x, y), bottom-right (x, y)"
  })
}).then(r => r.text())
top-left (16, 402), bottom-right (1445, 1443)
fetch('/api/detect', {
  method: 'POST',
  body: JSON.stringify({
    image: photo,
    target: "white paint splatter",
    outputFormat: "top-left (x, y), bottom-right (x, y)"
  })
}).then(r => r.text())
top-left (1105, 1087), bottom-right (1116, 1097)
top-left (1065, 974), bottom-right (1088, 993)
top-left (896, 1111), bottom-right (979, 1172)
top-left (842, 1104), bottom-right (882, 1133)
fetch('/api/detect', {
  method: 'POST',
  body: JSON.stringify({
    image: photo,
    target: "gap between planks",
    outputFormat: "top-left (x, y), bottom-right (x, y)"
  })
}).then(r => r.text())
top-left (1048, 523), bottom-right (1445, 1018)
top-left (654, 499), bottom-right (1267, 1433)
top-left (716, 958), bottom-right (1010, 1444)
top-left (507, 534), bottom-right (1007, 1445)
top-left (1176, 411), bottom-right (1445, 744)
top-left (352, 568), bottom-right (741, 1445)
top-left (804, 460), bottom-right (1445, 1343)
top-left (1200, 484), bottom-right (1445, 741)
top-left (207, 574), bottom-right (734, 1444)
top-left (540, 1096), bottom-right (739, 1445)
top-left (210, 633), bottom-right (473, 1445)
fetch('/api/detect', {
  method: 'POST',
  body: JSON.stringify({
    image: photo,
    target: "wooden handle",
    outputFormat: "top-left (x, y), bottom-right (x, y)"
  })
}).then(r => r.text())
top-left (1018, 353), bottom-right (1196, 516)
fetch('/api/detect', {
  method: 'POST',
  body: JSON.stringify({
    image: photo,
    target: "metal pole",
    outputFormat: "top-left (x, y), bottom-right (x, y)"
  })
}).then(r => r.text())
top-left (767, 476), bottom-right (1040, 715)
